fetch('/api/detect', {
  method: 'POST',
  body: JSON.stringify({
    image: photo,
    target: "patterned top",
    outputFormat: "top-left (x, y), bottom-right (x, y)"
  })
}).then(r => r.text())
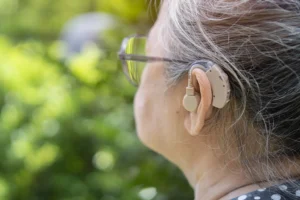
top-left (231, 180), bottom-right (300, 200)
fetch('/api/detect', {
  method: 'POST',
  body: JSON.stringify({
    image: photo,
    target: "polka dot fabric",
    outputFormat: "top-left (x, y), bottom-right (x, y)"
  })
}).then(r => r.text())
top-left (231, 180), bottom-right (300, 200)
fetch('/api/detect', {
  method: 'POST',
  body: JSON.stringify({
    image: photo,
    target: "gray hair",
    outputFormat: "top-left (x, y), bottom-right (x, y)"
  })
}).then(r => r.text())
top-left (158, 0), bottom-right (300, 187)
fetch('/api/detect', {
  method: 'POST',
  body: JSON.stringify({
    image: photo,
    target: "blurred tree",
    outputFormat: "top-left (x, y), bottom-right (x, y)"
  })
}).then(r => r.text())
top-left (0, 0), bottom-right (194, 200)
top-left (0, 0), bottom-right (148, 39)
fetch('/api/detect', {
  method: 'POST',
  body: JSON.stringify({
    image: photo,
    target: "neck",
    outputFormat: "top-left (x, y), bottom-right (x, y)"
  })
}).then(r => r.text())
top-left (169, 133), bottom-right (300, 200)
top-left (178, 152), bottom-right (260, 200)
top-left (193, 168), bottom-right (258, 200)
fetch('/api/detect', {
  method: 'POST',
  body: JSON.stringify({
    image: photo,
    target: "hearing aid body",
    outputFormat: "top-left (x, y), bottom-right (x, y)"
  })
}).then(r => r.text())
top-left (183, 60), bottom-right (230, 112)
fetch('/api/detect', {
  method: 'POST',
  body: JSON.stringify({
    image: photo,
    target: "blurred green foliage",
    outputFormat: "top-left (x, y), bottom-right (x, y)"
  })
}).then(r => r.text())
top-left (0, 0), bottom-right (193, 199)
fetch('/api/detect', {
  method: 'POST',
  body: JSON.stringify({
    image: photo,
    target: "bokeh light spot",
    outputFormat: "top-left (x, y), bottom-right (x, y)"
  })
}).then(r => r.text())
top-left (138, 187), bottom-right (157, 200)
top-left (93, 150), bottom-right (115, 171)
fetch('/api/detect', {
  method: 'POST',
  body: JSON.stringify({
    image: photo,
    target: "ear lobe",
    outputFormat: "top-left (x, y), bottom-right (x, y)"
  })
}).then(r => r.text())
top-left (184, 69), bottom-right (213, 136)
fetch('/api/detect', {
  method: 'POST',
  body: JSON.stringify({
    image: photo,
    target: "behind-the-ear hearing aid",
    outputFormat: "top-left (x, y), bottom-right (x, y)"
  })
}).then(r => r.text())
top-left (183, 60), bottom-right (230, 112)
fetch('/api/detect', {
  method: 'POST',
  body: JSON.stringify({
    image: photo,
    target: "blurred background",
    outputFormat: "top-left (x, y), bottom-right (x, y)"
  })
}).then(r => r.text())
top-left (0, 0), bottom-right (193, 199)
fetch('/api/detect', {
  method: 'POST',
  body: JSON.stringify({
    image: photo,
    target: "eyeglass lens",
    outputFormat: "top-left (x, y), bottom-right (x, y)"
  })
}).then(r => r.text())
top-left (124, 37), bottom-right (147, 85)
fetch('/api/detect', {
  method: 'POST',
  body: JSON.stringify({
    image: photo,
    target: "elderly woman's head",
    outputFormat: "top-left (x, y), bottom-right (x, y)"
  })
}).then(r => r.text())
top-left (119, 0), bottom-right (300, 199)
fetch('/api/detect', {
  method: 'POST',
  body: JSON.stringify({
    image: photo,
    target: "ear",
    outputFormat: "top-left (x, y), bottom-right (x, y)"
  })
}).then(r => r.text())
top-left (184, 68), bottom-right (213, 136)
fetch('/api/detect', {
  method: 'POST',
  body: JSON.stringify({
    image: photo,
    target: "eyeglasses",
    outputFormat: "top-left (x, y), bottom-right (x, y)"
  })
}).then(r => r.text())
top-left (118, 35), bottom-right (187, 86)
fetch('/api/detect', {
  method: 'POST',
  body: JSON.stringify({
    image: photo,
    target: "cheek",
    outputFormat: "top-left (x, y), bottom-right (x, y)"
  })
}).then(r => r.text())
top-left (133, 62), bottom-right (188, 153)
top-left (134, 65), bottom-right (165, 143)
top-left (134, 84), bottom-right (161, 148)
top-left (134, 82), bottom-right (185, 151)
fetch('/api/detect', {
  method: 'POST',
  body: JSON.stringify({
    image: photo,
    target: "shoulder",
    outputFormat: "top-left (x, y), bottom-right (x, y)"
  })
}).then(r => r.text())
top-left (231, 180), bottom-right (300, 200)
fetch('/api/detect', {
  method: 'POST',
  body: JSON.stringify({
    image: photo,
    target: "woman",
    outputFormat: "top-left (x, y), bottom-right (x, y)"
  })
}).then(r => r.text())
top-left (119, 0), bottom-right (300, 199)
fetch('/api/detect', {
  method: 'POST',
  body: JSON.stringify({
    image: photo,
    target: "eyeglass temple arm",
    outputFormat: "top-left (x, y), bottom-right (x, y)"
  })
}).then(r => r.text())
top-left (118, 53), bottom-right (187, 64)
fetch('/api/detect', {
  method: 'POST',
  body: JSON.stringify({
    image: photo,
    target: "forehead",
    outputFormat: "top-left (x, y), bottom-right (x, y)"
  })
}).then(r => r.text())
top-left (148, 0), bottom-right (168, 38)
top-left (157, 0), bottom-right (168, 21)
top-left (146, 0), bottom-right (170, 57)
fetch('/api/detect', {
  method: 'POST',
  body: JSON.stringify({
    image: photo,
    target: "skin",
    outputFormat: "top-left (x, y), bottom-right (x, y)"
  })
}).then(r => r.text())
top-left (133, 2), bottom-right (298, 200)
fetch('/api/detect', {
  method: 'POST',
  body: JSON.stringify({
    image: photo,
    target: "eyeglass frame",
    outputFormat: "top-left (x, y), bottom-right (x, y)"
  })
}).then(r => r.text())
top-left (118, 35), bottom-right (189, 86)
